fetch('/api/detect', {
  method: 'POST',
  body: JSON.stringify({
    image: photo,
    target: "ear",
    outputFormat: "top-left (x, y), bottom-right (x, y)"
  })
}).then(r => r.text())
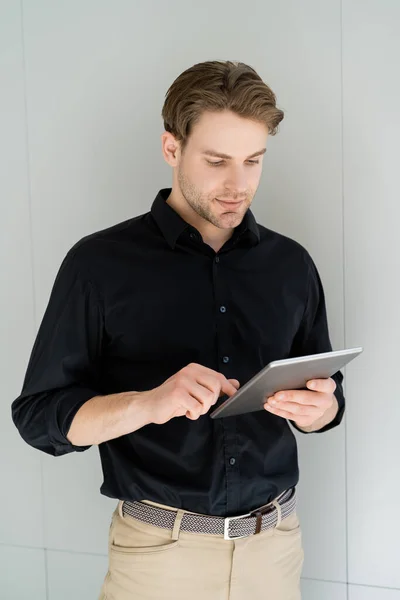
top-left (161, 132), bottom-right (181, 167)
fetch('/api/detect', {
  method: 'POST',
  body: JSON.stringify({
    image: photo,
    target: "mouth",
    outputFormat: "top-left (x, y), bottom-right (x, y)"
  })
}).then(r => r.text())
top-left (215, 199), bottom-right (244, 210)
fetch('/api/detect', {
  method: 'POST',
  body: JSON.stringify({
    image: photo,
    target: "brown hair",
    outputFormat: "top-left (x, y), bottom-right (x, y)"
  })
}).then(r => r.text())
top-left (161, 60), bottom-right (284, 152)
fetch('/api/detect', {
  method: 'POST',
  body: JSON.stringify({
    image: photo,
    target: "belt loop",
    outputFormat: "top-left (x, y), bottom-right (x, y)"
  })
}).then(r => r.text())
top-left (172, 509), bottom-right (185, 540)
top-left (254, 511), bottom-right (262, 535)
top-left (118, 500), bottom-right (124, 519)
top-left (272, 500), bottom-right (282, 528)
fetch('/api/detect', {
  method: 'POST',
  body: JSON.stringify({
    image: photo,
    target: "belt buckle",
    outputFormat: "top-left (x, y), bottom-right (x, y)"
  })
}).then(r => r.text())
top-left (223, 511), bottom-right (252, 540)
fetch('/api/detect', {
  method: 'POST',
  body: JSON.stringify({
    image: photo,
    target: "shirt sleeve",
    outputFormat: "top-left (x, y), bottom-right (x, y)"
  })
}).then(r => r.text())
top-left (11, 246), bottom-right (104, 456)
top-left (288, 253), bottom-right (345, 434)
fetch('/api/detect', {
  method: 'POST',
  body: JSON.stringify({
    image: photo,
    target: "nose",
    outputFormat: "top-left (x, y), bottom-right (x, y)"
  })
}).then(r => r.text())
top-left (224, 166), bottom-right (247, 198)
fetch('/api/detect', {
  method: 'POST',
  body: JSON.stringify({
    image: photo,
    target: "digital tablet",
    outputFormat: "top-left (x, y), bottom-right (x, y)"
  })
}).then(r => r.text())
top-left (210, 347), bottom-right (363, 419)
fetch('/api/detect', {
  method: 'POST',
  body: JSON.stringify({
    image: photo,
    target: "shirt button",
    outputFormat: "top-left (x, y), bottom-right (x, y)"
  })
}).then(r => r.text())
top-left (229, 458), bottom-right (236, 466)
top-left (222, 356), bottom-right (230, 364)
top-left (219, 305), bottom-right (227, 313)
top-left (215, 256), bottom-right (220, 263)
top-left (190, 232), bottom-right (196, 239)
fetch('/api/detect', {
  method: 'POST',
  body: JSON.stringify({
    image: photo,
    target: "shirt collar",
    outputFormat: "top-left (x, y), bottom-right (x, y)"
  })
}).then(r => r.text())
top-left (151, 188), bottom-right (260, 250)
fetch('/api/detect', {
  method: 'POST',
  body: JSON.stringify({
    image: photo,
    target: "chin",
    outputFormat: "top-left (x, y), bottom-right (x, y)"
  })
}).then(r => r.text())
top-left (216, 215), bottom-right (244, 229)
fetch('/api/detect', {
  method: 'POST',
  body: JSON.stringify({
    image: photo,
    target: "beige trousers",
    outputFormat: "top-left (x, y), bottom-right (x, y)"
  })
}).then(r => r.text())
top-left (98, 497), bottom-right (304, 599)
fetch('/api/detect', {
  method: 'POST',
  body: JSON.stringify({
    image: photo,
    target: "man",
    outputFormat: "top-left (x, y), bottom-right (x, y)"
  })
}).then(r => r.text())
top-left (12, 60), bottom-right (344, 600)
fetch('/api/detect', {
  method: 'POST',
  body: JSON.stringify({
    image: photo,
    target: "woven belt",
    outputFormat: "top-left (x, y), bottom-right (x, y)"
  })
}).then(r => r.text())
top-left (121, 487), bottom-right (296, 540)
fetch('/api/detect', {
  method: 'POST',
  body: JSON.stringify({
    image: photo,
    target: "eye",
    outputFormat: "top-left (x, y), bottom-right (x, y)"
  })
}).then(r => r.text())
top-left (206, 160), bottom-right (260, 167)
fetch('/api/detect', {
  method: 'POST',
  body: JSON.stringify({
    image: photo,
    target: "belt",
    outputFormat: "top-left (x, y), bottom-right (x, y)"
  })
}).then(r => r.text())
top-left (121, 487), bottom-right (296, 541)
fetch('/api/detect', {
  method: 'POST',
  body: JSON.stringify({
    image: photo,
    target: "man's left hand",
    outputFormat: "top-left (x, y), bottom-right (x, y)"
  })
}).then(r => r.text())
top-left (264, 377), bottom-right (337, 429)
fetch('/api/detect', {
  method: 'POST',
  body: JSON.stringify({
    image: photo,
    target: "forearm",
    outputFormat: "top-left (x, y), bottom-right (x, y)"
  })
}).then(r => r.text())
top-left (295, 395), bottom-right (339, 433)
top-left (67, 390), bottom-right (152, 446)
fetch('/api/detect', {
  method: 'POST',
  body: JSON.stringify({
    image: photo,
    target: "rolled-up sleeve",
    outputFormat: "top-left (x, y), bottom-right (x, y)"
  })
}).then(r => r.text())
top-left (289, 253), bottom-right (345, 434)
top-left (11, 246), bottom-right (104, 456)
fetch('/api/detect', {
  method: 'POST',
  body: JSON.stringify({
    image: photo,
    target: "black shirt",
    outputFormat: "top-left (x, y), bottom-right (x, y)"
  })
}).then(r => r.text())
top-left (11, 188), bottom-right (345, 517)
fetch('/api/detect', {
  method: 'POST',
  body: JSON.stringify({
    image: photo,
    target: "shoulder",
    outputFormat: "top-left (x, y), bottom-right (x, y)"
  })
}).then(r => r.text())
top-left (60, 212), bottom-right (149, 278)
top-left (256, 222), bottom-right (315, 272)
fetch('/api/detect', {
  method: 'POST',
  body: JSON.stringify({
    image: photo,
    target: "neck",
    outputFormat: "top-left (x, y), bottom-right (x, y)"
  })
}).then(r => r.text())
top-left (166, 189), bottom-right (234, 252)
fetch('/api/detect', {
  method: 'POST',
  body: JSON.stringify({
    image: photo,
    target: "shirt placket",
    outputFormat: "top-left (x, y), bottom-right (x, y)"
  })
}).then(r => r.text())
top-left (212, 251), bottom-right (241, 516)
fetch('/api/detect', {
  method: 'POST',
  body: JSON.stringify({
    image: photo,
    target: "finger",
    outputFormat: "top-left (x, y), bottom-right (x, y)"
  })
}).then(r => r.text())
top-left (188, 377), bottom-right (239, 415)
top-left (194, 369), bottom-right (239, 398)
top-left (264, 403), bottom-right (321, 420)
top-left (267, 389), bottom-right (321, 406)
top-left (266, 400), bottom-right (320, 418)
top-left (220, 378), bottom-right (240, 397)
top-left (189, 382), bottom-right (218, 414)
top-left (189, 363), bottom-right (237, 389)
top-left (306, 377), bottom-right (336, 394)
top-left (194, 374), bottom-right (236, 402)
top-left (228, 379), bottom-right (240, 389)
top-left (184, 394), bottom-right (204, 420)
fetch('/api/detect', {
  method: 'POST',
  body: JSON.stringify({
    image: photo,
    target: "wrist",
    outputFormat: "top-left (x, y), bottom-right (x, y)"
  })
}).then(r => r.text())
top-left (127, 390), bottom-right (153, 429)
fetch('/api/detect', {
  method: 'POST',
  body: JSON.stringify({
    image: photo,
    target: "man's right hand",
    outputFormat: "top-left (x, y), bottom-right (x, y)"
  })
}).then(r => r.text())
top-left (143, 363), bottom-right (240, 425)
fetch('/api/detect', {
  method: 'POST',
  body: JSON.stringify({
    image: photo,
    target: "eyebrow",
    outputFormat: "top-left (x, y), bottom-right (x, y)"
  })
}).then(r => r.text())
top-left (201, 148), bottom-right (267, 160)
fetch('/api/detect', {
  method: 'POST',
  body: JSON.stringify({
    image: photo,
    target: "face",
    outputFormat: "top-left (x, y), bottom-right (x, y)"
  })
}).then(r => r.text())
top-left (164, 110), bottom-right (268, 231)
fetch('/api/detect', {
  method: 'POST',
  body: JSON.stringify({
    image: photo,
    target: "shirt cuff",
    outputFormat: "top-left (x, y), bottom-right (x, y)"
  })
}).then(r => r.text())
top-left (48, 385), bottom-right (100, 455)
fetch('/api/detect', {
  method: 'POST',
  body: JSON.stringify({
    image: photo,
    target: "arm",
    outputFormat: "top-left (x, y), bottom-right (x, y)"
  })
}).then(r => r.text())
top-left (11, 246), bottom-right (111, 456)
top-left (286, 253), bottom-right (345, 434)
top-left (66, 390), bottom-right (152, 446)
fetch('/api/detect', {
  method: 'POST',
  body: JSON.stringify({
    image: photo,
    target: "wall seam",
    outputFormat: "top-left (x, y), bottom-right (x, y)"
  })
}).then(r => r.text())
top-left (339, 0), bottom-right (349, 597)
top-left (19, 1), bottom-right (49, 599)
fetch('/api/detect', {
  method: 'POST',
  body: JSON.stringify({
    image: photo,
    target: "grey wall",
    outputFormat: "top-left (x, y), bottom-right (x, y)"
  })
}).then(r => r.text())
top-left (1, 1), bottom-right (399, 599)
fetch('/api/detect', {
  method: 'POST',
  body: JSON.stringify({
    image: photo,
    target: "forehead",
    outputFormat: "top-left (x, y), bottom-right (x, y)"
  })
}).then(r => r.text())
top-left (188, 110), bottom-right (268, 155)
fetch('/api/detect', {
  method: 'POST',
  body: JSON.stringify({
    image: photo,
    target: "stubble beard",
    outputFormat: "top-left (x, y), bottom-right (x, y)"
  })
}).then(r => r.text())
top-left (177, 168), bottom-right (251, 230)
